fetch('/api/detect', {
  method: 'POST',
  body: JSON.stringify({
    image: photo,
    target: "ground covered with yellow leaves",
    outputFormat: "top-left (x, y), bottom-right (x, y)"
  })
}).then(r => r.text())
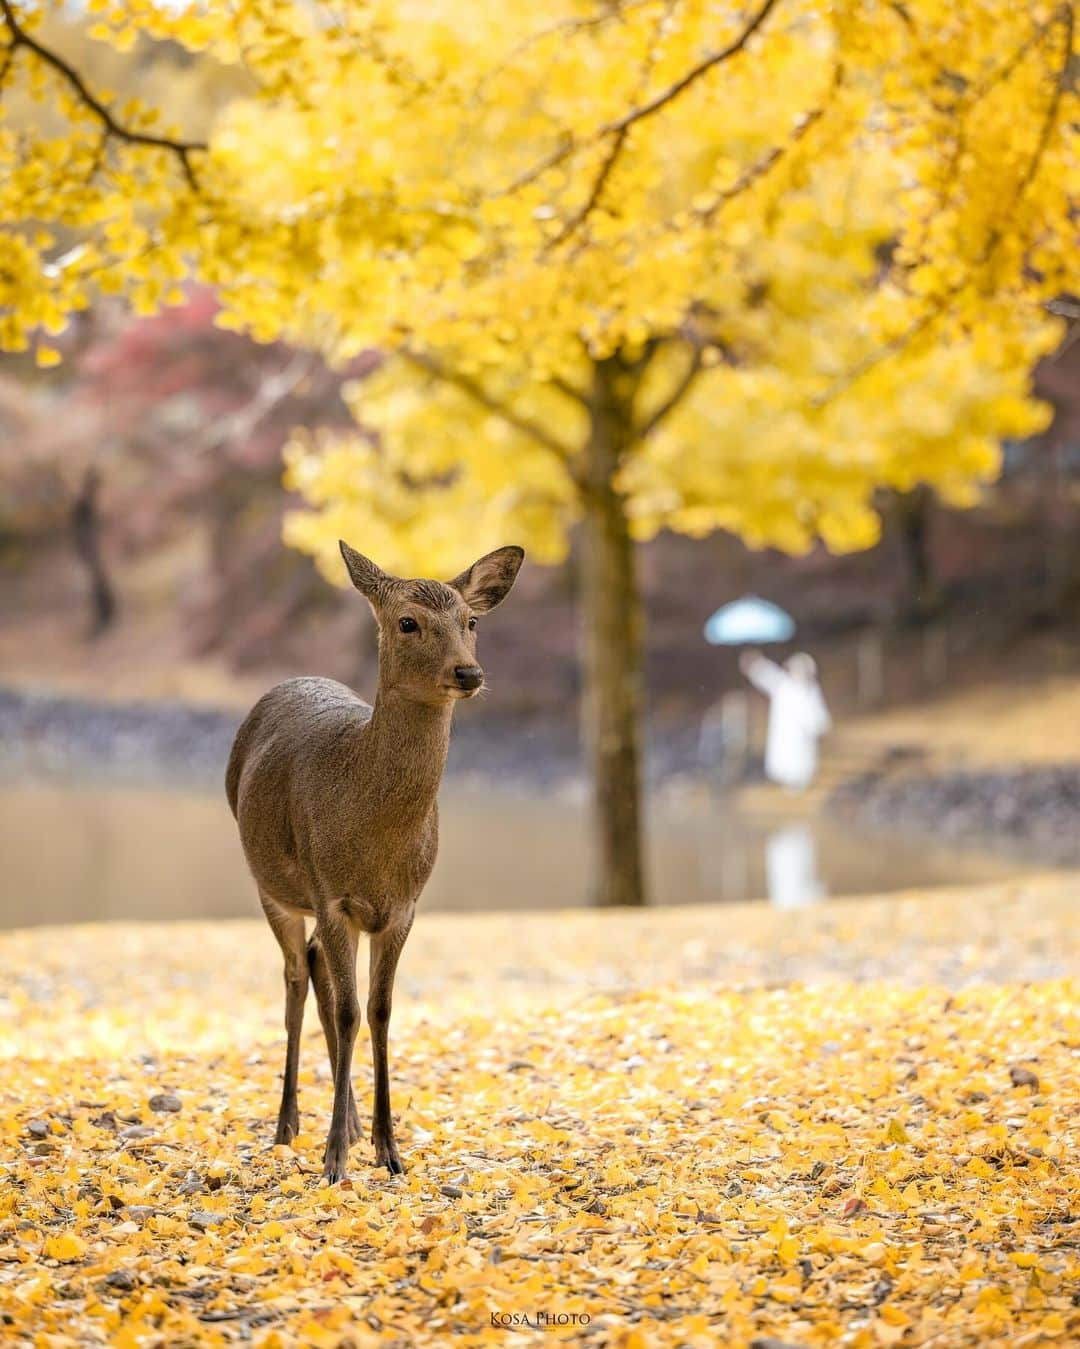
top-left (1, 878), bottom-right (1078, 1347)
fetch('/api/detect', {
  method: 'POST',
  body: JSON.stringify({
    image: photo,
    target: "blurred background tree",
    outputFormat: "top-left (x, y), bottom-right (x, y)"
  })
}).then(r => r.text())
top-left (0, 289), bottom-right (369, 657)
top-left (1, 0), bottom-right (1077, 904)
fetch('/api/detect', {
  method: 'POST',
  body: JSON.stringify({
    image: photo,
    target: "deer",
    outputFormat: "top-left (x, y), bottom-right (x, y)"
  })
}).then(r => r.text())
top-left (226, 540), bottom-right (524, 1183)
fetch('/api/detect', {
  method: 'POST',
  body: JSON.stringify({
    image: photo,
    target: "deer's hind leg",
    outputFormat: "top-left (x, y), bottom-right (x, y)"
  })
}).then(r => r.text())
top-left (308, 932), bottom-right (362, 1146)
top-left (261, 897), bottom-right (309, 1146)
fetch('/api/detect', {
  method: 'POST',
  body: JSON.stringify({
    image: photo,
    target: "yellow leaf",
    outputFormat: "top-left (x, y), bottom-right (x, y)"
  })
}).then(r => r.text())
top-left (687, 1252), bottom-right (710, 1278)
top-left (44, 1232), bottom-right (86, 1262)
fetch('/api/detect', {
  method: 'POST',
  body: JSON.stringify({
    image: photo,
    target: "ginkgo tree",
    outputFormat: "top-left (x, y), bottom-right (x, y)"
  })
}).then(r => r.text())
top-left (2, 0), bottom-right (1076, 905)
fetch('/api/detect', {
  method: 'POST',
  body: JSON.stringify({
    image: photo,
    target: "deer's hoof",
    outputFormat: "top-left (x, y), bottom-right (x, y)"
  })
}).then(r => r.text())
top-left (374, 1139), bottom-right (404, 1175)
top-left (274, 1116), bottom-right (299, 1147)
top-left (322, 1149), bottom-right (350, 1185)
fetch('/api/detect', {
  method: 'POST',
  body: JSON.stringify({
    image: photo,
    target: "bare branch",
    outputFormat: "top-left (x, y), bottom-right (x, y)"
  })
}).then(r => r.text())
top-left (0, 0), bottom-right (206, 188)
top-left (403, 349), bottom-right (576, 460)
top-left (637, 340), bottom-right (704, 437)
top-left (503, 0), bottom-right (781, 197)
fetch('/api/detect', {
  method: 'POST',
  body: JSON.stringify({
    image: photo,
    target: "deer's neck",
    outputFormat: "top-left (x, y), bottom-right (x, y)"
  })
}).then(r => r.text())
top-left (362, 688), bottom-right (454, 824)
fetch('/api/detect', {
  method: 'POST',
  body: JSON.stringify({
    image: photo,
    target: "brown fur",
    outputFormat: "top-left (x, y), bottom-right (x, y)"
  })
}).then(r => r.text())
top-left (226, 541), bottom-right (524, 1181)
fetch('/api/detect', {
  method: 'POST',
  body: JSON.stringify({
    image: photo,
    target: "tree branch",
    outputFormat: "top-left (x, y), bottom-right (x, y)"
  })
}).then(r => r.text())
top-left (546, 124), bottom-right (628, 249)
top-left (545, 0), bottom-right (678, 250)
top-left (1047, 298), bottom-right (1080, 320)
top-left (503, 0), bottom-right (782, 197)
top-left (0, 0), bottom-right (206, 189)
top-left (550, 373), bottom-right (591, 406)
top-left (0, 34), bottom-right (15, 90)
top-left (402, 349), bottom-right (576, 460)
top-left (885, 0), bottom-right (950, 80)
top-left (811, 297), bottom-right (949, 408)
top-left (695, 65), bottom-right (841, 226)
top-left (609, 0), bottom-right (781, 135)
top-left (814, 3), bottom-right (1074, 410)
top-left (637, 340), bottom-right (704, 438)
top-left (898, 8), bottom-right (1065, 269)
top-left (618, 338), bottom-right (662, 380)
top-left (473, 0), bottom-right (655, 105)
top-left (987, 1), bottom-right (1073, 242)
top-left (199, 351), bottom-right (319, 459)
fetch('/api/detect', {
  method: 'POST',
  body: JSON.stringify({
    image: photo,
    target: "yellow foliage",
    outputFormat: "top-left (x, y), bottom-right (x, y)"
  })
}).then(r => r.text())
top-left (1, 1), bottom-right (1075, 565)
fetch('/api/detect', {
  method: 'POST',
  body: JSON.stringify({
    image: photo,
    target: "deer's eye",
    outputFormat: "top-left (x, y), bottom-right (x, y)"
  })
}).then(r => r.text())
top-left (399, 616), bottom-right (419, 633)
top-left (467, 616), bottom-right (477, 631)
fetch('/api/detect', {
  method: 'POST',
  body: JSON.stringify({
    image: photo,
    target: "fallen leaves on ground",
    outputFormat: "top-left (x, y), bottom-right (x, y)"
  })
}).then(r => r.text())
top-left (0, 880), bottom-right (1077, 1347)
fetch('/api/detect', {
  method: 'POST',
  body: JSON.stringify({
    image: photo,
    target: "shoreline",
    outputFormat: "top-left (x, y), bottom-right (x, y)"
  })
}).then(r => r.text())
top-left (0, 683), bottom-right (704, 794)
top-left (830, 764), bottom-right (1080, 869)
top-left (3, 685), bottom-right (1079, 870)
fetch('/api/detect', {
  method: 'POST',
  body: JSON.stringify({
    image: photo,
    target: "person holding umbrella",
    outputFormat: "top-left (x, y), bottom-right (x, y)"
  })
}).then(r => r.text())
top-left (700, 596), bottom-right (813, 788)
top-left (740, 649), bottom-right (831, 792)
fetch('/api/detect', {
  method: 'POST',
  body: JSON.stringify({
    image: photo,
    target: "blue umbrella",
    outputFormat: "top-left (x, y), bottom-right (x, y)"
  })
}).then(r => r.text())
top-left (703, 596), bottom-right (796, 646)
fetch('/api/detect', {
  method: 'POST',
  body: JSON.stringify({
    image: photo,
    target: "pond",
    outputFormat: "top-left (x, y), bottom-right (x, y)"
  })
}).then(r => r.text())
top-left (0, 778), bottom-right (1028, 929)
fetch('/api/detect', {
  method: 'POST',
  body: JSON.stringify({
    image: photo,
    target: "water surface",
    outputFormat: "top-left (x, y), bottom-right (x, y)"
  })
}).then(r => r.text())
top-left (0, 780), bottom-right (1027, 929)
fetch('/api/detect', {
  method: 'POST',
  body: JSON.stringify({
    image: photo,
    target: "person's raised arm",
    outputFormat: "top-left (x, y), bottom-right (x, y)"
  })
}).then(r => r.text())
top-left (740, 650), bottom-right (785, 695)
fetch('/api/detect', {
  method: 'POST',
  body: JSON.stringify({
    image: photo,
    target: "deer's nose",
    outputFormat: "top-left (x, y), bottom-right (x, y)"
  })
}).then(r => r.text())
top-left (454, 665), bottom-right (484, 691)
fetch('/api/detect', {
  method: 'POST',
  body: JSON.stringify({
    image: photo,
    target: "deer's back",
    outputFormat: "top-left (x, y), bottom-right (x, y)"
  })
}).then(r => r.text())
top-left (227, 676), bottom-right (369, 809)
top-left (226, 677), bottom-right (375, 909)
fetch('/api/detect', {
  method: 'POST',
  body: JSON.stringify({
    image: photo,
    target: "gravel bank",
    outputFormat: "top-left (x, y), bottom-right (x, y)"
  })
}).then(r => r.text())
top-left (831, 762), bottom-right (1080, 865)
top-left (0, 686), bottom-right (701, 793)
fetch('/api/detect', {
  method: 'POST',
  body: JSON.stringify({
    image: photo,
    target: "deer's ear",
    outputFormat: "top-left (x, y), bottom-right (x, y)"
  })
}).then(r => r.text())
top-left (449, 546), bottom-right (525, 613)
top-left (339, 541), bottom-right (393, 605)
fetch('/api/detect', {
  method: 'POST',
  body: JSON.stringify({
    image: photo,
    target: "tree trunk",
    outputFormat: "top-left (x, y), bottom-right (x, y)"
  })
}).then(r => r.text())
top-left (1041, 432), bottom-right (1079, 617)
top-left (578, 357), bottom-right (647, 907)
top-left (71, 467), bottom-right (117, 639)
top-left (893, 485), bottom-right (942, 624)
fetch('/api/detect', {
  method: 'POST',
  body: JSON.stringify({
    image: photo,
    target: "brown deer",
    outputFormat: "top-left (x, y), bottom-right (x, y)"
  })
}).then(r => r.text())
top-left (226, 541), bottom-right (524, 1182)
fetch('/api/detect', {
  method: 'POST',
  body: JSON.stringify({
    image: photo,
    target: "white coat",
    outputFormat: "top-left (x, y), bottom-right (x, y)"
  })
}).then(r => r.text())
top-left (744, 656), bottom-right (831, 790)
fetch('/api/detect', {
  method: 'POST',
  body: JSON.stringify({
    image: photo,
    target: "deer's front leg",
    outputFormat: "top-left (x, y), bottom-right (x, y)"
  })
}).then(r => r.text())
top-left (368, 909), bottom-right (414, 1175)
top-left (317, 905), bottom-right (361, 1184)
top-left (308, 935), bottom-right (362, 1145)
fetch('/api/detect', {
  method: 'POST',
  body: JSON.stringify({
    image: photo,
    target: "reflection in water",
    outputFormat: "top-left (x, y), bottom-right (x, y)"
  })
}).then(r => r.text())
top-left (0, 780), bottom-right (1028, 929)
top-left (765, 824), bottom-right (824, 910)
